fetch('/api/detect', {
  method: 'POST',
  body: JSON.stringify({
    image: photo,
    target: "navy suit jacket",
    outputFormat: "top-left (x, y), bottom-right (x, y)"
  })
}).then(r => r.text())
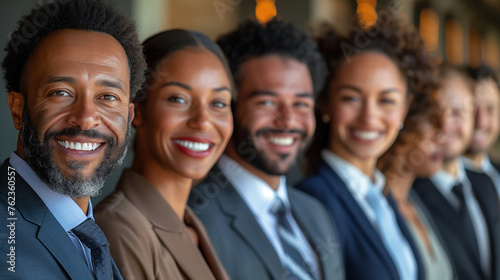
top-left (413, 169), bottom-right (500, 280)
top-left (296, 160), bottom-right (424, 280)
top-left (0, 159), bottom-right (123, 280)
top-left (188, 165), bottom-right (344, 280)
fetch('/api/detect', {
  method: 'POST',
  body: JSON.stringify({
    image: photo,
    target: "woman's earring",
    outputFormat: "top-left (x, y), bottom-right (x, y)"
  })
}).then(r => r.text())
top-left (322, 115), bottom-right (330, 123)
top-left (17, 122), bottom-right (20, 126)
top-left (399, 123), bottom-right (404, 130)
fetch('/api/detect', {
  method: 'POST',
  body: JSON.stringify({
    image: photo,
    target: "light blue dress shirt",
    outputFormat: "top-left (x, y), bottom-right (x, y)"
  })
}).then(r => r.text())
top-left (321, 150), bottom-right (417, 280)
top-left (430, 159), bottom-right (491, 278)
top-left (9, 152), bottom-right (94, 273)
top-left (321, 150), bottom-right (386, 225)
top-left (218, 155), bottom-right (319, 280)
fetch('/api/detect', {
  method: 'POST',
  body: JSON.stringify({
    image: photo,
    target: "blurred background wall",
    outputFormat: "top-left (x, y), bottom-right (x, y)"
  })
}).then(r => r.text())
top-left (1, 0), bottom-right (499, 204)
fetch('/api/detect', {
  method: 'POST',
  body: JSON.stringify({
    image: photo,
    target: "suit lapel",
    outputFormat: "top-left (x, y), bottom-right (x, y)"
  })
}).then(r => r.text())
top-left (318, 162), bottom-right (397, 273)
top-left (154, 228), bottom-right (216, 280)
top-left (37, 216), bottom-right (93, 279)
top-left (118, 170), bottom-right (216, 280)
top-left (467, 170), bottom-right (500, 279)
top-left (0, 160), bottom-right (94, 279)
top-left (413, 178), bottom-right (484, 272)
top-left (386, 193), bottom-right (424, 280)
top-left (210, 168), bottom-right (284, 280)
top-left (288, 189), bottom-right (342, 280)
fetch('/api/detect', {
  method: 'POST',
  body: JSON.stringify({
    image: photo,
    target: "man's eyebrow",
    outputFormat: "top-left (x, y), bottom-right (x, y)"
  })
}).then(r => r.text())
top-left (248, 91), bottom-right (314, 99)
top-left (98, 79), bottom-right (125, 91)
top-left (336, 84), bottom-right (404, 95)
top-left (248, 90), bottom-right (278, 98)
top-left (44, 76), bottom-right (126, 92)
top-left (296, 92), bottom-right (314, 99)
top-left (161, 81), bottom-right (192, 90)
top-left (45, 76), bottom-right (76, 85)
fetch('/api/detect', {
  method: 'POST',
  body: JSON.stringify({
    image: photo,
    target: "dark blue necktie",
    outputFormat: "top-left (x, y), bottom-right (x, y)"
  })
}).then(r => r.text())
top-left (270, 198), bottom-right (314, 280)
top-left (72, 218), bottom-right (113, 280)
top-left (452, 183), bottom-right (480, 260)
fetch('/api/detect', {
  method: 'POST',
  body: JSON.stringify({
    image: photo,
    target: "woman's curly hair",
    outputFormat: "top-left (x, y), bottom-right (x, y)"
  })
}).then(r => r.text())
top-left (2, 0), bottom-right (146, 100)
top-left (306, 13), bottom-right (437, 173)
top-left (217, 17), bottom-right (326, 98)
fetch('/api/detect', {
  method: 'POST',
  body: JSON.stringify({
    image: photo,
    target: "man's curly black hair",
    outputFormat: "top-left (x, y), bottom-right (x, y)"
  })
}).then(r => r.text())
top-left (306, 13), bottom-right (437, 173)
top-left (216, 17), bottom-right (326, 98)
top-left (2, 0), bottom-right (146, 100)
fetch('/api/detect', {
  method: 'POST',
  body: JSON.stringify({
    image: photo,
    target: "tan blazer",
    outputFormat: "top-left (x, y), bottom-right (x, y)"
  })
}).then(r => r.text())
top-left (94, 169), bottom-right (229, 280)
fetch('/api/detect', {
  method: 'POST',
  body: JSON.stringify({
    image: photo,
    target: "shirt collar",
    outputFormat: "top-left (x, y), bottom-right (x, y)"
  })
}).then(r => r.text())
top-left (9, 152), bottom-right (92, 232)
top-left (431, 159), bottom-right (466, 193)
top-left (321, 149), bottom-right (386, 198)
top-left (462, 156), bottom-right (487, 172)
top-left (217, 154), bottom-right (290, 216)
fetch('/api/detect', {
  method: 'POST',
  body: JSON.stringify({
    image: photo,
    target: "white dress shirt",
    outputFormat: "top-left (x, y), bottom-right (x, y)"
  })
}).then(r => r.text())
top-left (10, 152), bottom-right (94, 273)
top-left (218, 155), bottom-right (319, 279)
top-left (431, 159), bottom-right (491, 278)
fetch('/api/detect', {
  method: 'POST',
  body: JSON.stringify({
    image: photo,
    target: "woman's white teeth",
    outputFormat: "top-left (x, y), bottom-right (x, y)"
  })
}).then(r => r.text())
top-left (175, 140), bottom-right (210, 152)
top-left (269, 137), bottom-right (294, 146)
top-left (57, 141), bottom-right (100, 151)
top-left (354, 130), bottom-right (379, 140)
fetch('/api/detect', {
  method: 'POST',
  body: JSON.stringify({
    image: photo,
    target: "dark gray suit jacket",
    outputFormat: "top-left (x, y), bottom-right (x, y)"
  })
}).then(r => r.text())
top-left (188, 165), bottom-right (344, 280)
top-left (0, 159), bottom-right (123, 280)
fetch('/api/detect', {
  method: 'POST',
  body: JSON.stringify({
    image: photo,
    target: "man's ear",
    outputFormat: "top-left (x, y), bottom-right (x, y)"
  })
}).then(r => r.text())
top-left (8, 91), bottom-right (25, 130)
top-left (132, 101), bottom-right (142, 127)
top-left (128, 102), bottom-right (135, 125)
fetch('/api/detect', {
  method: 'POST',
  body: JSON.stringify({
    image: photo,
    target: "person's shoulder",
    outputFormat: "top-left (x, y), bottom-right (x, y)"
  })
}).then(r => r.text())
top-left (94, 190), bottom-right (151, 234)
top-left (189, 169), bottom-right (233, 212)
top-left (288, 187), bottom-right (331, 215)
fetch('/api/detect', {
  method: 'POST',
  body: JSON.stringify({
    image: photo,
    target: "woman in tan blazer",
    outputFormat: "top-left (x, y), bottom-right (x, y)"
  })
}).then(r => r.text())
top-left (94, 29), bottom-right (233, 280)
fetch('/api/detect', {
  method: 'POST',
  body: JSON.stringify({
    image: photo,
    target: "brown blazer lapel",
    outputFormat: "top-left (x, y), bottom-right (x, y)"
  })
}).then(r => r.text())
top-left (118, 169), bottom-right (221, 280)
top-left (154, 226), bottom-right (217, 280)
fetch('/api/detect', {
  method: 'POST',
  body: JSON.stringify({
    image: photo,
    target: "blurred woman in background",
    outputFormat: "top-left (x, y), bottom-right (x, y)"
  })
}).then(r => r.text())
top-left (296, 15), bottom-right (435, 280)
top-left (378, 87), bottom-right (456, 279)
top-left (95, 29), bottom-right (233, 280)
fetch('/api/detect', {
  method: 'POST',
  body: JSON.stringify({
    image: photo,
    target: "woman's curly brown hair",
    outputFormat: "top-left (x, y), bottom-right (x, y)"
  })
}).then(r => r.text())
top-left (305, 13), bottom-right (437, 173)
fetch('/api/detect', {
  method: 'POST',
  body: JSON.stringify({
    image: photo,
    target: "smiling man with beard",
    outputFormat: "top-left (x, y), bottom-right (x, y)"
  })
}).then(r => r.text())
top-left (0, 0), bottom-right (146, 279)
top-left (189, 18), bottom-right (344, 280)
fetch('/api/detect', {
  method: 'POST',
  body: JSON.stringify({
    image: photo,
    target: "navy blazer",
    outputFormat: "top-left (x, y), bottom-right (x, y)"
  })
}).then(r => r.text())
top-left (0, 159), bottom-right (123, 280)
top-left (188, 165), bottom-right (345, 280)
top-left (414, 169), bottom-right (500, 280)
top-left (296, 160), bottom-right (424, 280)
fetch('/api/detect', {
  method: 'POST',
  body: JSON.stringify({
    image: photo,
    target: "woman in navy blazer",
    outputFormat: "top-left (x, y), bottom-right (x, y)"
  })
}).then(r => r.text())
top-left (296, 15), bottom-right (435, 280)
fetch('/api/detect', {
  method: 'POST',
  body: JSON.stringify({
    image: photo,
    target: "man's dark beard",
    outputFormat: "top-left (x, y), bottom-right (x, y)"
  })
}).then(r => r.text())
top-left (232, 123), bottom-right (307, 176)
top-left (21, 109), bottom-right (131, 198)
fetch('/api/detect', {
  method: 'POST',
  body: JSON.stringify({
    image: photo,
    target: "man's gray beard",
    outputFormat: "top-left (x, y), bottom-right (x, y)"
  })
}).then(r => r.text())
top-left (20, 109), bottom-right (131, 198)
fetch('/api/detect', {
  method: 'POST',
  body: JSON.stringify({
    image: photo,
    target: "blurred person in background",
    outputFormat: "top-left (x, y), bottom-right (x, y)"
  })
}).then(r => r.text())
top-left (463, 64), bottom-right (500, 200)
top-left (378, 86), bottom-right (456, 280)
top-left (296, 14), bottom-right (435, 280)
top-left (413, 65), bottom-right (500, 280)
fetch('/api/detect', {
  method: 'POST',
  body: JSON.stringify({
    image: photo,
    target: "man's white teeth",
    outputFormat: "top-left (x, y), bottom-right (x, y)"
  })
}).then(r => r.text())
top-left (354, 130), bottom-right (379, 140)
top-left (57, 141), bottom-right (100, 151)
top-left (269, 137), bottom-right (294, 146)
top-left (174, 140), bottom-right (210, 152)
